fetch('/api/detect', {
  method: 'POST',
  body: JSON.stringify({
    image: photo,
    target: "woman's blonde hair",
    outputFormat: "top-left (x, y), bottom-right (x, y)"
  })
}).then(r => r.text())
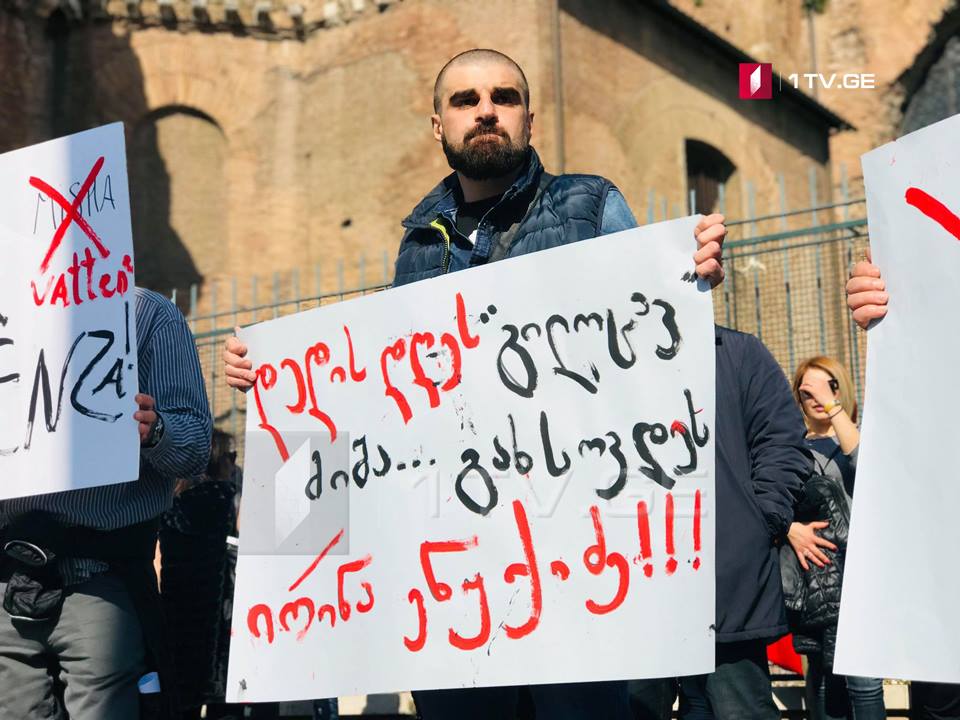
top-left (791, 355), bottom-right (859, 425)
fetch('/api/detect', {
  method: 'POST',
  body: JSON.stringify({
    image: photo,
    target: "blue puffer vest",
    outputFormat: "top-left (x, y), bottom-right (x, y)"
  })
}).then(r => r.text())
top-left (393, 148), bottom-right (614, 287)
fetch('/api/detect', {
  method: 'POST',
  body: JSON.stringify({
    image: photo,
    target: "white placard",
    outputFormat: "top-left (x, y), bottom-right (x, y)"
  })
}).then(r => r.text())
top-left (835, 112), bottom-right (960, 682)
top-left (0, 123), bottom-right (140, 500)
top-left (227, 219), bottom-right (716, 701)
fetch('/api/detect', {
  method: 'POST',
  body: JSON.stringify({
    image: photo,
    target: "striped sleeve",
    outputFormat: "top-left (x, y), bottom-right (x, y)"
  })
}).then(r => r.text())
top-left (139, 312), bottom-right (211, 480)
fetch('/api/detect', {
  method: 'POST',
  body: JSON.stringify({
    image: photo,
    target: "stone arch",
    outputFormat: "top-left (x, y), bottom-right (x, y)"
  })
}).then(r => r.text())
top-left (128, 105), bottom-right (226, 296)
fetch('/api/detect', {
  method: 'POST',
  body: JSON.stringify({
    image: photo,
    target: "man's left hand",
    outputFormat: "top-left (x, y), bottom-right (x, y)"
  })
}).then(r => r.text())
top-left (135, 393), bottom-right (159, 445)
top-left (694, 213), bottom-right (726, 287)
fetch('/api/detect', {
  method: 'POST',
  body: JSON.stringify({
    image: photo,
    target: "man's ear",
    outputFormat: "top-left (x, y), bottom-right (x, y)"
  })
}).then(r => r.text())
top-left (431, 114), bottom-right (443, 142)
top-left (528, 111), bottom-right (535, 139)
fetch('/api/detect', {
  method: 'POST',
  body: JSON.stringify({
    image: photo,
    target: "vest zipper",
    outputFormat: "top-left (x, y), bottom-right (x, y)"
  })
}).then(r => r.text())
top-left (429, 218), bottom-right (452, 274)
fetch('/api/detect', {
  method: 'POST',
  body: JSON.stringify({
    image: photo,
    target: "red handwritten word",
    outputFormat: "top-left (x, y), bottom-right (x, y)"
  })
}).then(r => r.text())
top-left (254, 293), bottom-right (482, 462)
top-left (252, 326), bottom-right (367, 461)
top-left (379, 292), bottom-right (476, 424)
top-left (246, 528), bottom-right (375, 644)
top-left (29, 157), bottom-right (110, 274)
top-left (31, 249), bottom-right (133, 308)
top-left (905, 187), bottom-right (960, 241)
top-left (407, 522), bottom-right (543, 652)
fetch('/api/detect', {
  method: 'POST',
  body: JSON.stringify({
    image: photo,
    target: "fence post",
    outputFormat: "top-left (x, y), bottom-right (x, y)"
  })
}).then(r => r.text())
top-left (840, 163), bottom-right (863, 402)
top-left (719, 182), bottom-right (732, 327)
top-left (271, 272), bottom-right (280, 319)
top-left (251, 275), bottom-right (258, 323)
top-left (809, 167), bottom-right (827, 354)
top-left (209, 280), bottom-right (218, 424)
top-left (777, 174), bottom-right (796, 371)
top-left (293, 268), bottom-right (301, 313)
top-left (747, 181), bottom-right (762, 342)
top-left (231, 276), bottom-right (239, 441)
top-left (189, 283), bottom-right (198, 334)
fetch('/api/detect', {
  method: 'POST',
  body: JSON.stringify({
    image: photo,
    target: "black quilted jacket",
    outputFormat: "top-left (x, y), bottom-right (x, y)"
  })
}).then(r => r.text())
top-left (781, 465), bottom-right (852, 667)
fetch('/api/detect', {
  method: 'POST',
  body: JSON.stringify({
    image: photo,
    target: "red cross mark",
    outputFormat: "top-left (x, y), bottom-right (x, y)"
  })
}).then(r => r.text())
top-left (905, 187), bottom-right (960, 242)
top-left (29, 157), bottom-right (110, 274)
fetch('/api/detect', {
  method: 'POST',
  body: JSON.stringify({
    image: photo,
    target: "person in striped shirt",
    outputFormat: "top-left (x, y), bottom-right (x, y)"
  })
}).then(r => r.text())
top-left (0, 287), bottom-right (212, 720)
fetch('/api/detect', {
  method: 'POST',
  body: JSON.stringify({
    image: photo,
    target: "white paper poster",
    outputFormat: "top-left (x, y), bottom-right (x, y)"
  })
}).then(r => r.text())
top-left (0, 123), bottom-right (140, 500)
top-left (835, 112), bottom-right (960, 682)
top-left (227, 219), bottom-right (716, 701)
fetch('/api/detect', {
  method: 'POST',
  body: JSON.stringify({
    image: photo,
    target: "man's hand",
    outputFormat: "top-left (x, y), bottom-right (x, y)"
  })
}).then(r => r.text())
top-left (846, 248), bottom-right (887, 330)
top-left (787, 520), bottom-right (837, 571)
top-left (224, 327), bottom-right (257, 392)
top-left (694, 213), bottom-right (726, 287)
top-left (134, 393), bottom-right (159, 445)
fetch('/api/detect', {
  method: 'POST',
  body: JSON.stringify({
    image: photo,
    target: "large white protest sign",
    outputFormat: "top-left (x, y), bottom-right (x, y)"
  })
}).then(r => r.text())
top-left (227, 219), bottom-right (716, 701)
top-left (835, 113), bottom-right (960, 682)
top-left (0, 123), bottom-right (139, 501)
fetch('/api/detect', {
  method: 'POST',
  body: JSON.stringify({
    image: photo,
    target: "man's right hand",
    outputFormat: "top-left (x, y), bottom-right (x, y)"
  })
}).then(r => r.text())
top-left (223, 327), bottom-right (257, 392)
top-left (846, 248), bottom-right (888, 330)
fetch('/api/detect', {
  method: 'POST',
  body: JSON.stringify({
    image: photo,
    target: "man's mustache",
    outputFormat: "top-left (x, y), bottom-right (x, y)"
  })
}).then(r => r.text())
top-left (465, 125), bottom-right (510, 142)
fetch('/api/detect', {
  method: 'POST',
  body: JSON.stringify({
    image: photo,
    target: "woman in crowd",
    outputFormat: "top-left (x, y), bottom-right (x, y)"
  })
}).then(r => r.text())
top-left (785, 355), bottom-right (885, 720)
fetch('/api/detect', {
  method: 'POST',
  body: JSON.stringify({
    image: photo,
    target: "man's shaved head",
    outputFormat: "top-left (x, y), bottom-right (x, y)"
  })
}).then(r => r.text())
top-left (433, 49), bottom-right (530, 114)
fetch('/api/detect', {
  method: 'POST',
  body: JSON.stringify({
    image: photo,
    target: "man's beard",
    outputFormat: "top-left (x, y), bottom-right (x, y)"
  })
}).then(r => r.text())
top-left (442, 125), bottom-right (530, 181)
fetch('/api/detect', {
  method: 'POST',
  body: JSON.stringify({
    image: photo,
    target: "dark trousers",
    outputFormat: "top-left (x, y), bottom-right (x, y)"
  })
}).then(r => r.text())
top-left (0, 570), bottom-right (147, 720)
top-left (414, 680), bottom-right (631, 720)
top-left (678, 640), bottom-right (777, 720)
top-left (628, 677), bottom-right (677, 720)
top-left (911, 682), bottom-right (960, 720)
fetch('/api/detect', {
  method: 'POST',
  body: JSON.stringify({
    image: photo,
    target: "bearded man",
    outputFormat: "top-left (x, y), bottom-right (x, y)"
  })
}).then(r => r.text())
top-left (391, 48), bottom-right (726, 288)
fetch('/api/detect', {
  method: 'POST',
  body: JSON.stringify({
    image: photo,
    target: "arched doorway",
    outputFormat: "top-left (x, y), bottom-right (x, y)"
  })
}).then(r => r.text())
top-left (685, 139), bottom-right (737, 215)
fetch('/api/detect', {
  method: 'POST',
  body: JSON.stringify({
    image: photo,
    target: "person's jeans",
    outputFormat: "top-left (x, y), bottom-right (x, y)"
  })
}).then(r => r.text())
top-left (679, 640), bottom-right (778, 720)
top-left (414, 680), bottom-right (631, 719)
top-left (805, 651), bottom-right (886, 720)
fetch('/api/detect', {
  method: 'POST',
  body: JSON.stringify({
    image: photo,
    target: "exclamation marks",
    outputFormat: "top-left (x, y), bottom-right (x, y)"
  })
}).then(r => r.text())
top-left (693, 489), bottom-right (702, 570)
top-left (665, 492), bottom-right (678, 575)
top-left (636, 500), bottom-right (653, 578)
top-left (637, 491), bottom-right (702, 577)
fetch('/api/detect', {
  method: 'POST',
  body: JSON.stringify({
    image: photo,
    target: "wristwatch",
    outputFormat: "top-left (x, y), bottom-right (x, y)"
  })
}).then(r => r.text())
top-left (145, 412), bottom-right (165, 448)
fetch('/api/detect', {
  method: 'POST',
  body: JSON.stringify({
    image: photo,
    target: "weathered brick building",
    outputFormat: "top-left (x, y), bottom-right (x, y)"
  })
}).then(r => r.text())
top-left (1, 0), bottom-right (958, 364)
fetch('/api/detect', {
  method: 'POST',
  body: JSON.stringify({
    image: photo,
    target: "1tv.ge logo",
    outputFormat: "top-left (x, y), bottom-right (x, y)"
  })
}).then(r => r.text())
top-left (739, 62), bottom-right (876, 100)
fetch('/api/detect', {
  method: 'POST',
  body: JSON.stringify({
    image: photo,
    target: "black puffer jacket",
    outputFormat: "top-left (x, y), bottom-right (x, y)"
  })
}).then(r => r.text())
top-left (781, 467), bottom-right (851, 666)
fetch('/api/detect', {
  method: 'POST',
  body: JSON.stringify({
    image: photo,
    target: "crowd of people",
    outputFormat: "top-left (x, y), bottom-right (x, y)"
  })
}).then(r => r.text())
top-left (0, 46), bottom-right (956, 720)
